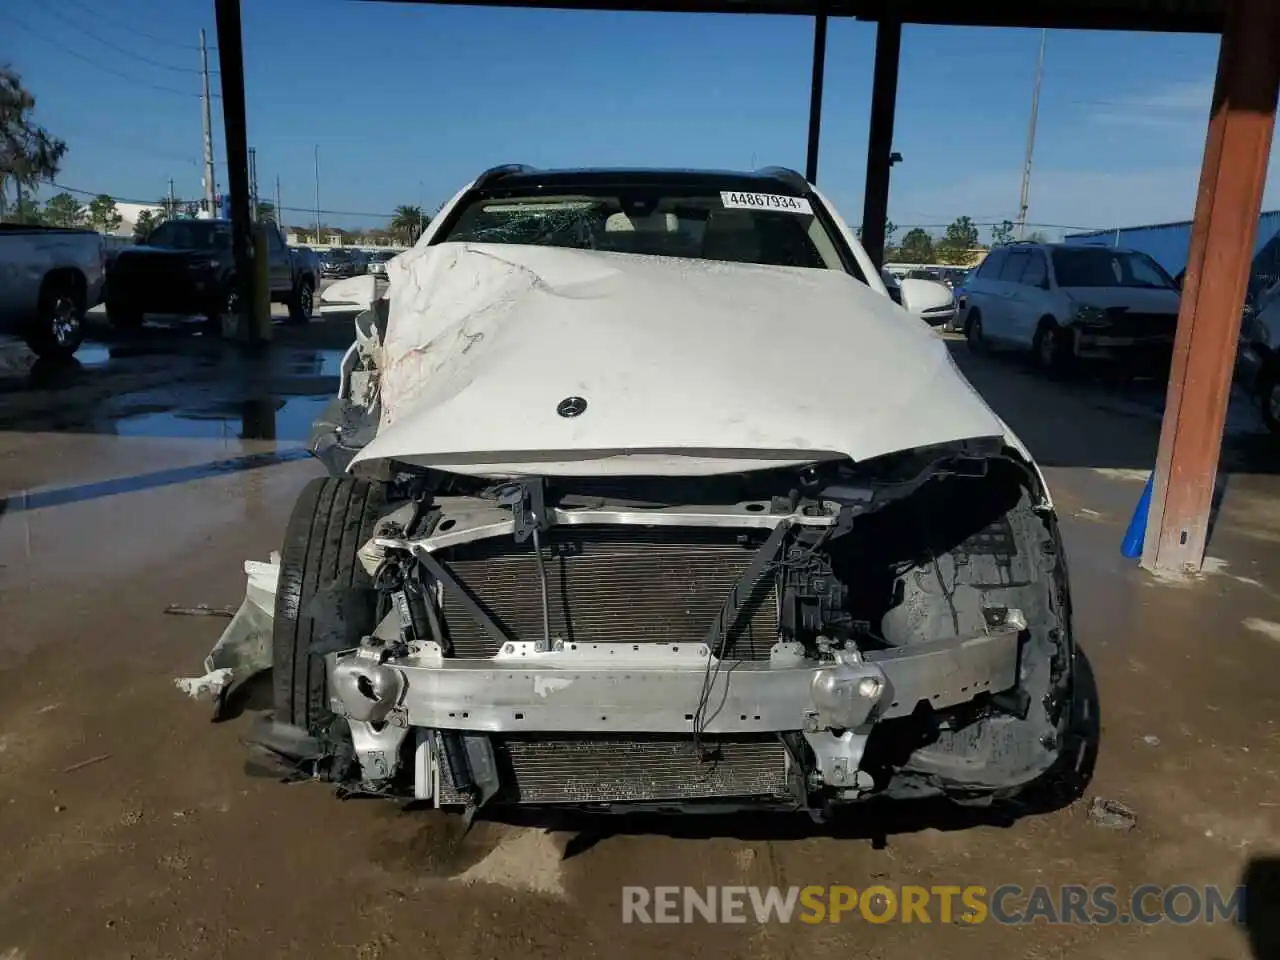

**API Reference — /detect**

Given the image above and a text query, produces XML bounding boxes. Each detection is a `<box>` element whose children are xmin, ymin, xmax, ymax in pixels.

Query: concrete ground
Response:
<box><xmin>2</xmin><ymin>314</ymin><xmax>1280</xmax><ymax>959</ymax></box>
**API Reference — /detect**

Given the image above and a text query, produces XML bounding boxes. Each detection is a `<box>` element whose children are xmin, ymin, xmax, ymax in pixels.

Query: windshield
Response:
<box><xmin>148</xmin><ymin>220</ymin><xmax>231</xmax><ymax>251</ymax></box>
<box><xmin>434</xmin><ymin>184</ymin><xmax>855</xmax><ymax>275</ymax></box>
<box><xmin>1051</xmin><ymin>248</ymin><xmax>1175</xmax><ymax>289</ymax></box>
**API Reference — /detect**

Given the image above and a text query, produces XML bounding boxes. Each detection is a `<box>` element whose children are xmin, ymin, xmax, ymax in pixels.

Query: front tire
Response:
<box><xmin>287</xmin><ymin>276</ymin><xmax>314</xmax><ymax>325</ymax></box>
<box><xmin>26</xmin><ymin>275</ymin><xmax>86</xmax><ymax>360</ymax></box>
<box><xmin>1258</xmin><ymin>359</ymin><xmax>1280</xmax><ymax>435</ymax></box>
<box><xmin>272</xmin><ymin>477</ymin><xmax>387</xmax><ymax>733</ymax></box>
<box><xmin>1033</xmin><ymin>318</ymin><xmax>1072</xmax><ymax>376</ymax></box>
<box><xmin>966</xmin><ymin>309</ymin><xmax>986</xmax><ymax>351</ymax></box>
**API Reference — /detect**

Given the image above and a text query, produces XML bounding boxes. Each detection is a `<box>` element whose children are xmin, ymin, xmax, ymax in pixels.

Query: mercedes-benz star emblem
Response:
<box><xmin>557</xmin><ymin>396</ymin><xmax>588</xmax><ymax>418</ymax></box>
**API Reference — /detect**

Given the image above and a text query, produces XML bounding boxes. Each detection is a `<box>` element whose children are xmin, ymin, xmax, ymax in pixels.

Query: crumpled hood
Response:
<box><xmin>351</xmin><ymin>242</ymin><xmax>1010</xmax><ymax>476</ymax></box>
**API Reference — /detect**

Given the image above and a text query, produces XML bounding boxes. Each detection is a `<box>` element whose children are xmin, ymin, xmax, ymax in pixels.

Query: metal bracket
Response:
<box><xmin>498</xmin><ymin>479</ymin><xmax>550</xmax><ymax>544</ymax></box>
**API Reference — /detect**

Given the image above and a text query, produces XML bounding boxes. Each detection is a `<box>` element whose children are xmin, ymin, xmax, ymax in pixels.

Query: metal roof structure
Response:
<box><xmin>373</xmin><ymin>0</ymin><xmax>1224</xmax><ymax>32</ymax></box>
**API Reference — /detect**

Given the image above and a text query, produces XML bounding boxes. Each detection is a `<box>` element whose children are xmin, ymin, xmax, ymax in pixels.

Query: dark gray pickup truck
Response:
<box><xmin>105</xmin><ymin>219</ymin><xmax>316</xmax><ymax>328</ymax></box>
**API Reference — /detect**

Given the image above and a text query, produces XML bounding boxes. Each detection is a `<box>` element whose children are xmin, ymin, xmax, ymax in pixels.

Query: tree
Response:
<box><xmin>0</xmin><ymin>68</ymin><xmax>67</xmax><ymax>220</ymax></box>
<box><xmin>10</xmin><ymin>194</ymin><xmax>41</xmax><ymax>224</ymax></box>
<box><xmin>937</xmin><ymin>216</ymin><xmax>981</xmax><ymax>265</ymax></box>
<box><xmin>133</xmin><ymin>209</ymin><xmax>157</xmax><ymax>241</ymax></box>
<box><xmin>990</xmin><ymin>220</ymin><xmax>1015</xmax><ymax>247</ymax></box>
<box><xmin>897</xmin><ymin>227</ymin><xmax>935</xmax><ymax>264</ymax></box>
<box><xmin>255</xmin><ymin>200</ymin><xmax>276</xmax><ymax>222</ymax></box>
<box><xmin>43</xmin><ymin>191</ymin><xmax>85</xmax><ymax>227</ymax></box>
<box><xmin>88</xmin><ymin>193</ymin><xmax>122</xmax><ymax>234</ymax></box>
<box><xmin>391</xmin><ymin>204</ymin><xmax>428</xmax><ymax>244</ymax></box>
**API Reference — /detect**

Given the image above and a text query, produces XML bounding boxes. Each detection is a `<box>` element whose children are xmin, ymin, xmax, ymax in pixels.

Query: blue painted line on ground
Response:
<box><xmin>0</xmin><ymin>448</ymin><xmax>312</xmax><ymax>516</ymax></box>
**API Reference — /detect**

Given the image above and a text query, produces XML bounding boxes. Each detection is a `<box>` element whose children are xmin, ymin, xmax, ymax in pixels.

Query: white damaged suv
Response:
<box><xmin>186</xmin><ymin>167</ymin><xmax>1081</xmax><ymax>821</ymax></box>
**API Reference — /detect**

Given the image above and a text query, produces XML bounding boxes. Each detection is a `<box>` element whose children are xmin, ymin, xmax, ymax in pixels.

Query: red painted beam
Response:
<box><xmin>1143</xmin><ymin>0</ymin><xmax>1280</xmax><ymax>576</ymax></box>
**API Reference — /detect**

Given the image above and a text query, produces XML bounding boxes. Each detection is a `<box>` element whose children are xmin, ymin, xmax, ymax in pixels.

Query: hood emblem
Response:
<box><xmin>557</xmin><ymin>396</ymin><xmax>587</xmax><ymax>418</ymax></box>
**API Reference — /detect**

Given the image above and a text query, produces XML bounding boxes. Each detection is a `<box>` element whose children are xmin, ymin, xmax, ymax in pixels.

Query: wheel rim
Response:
<box><xmin>51</xmin><ymin>295</ymin><xmax>80</xmax><ymax>346</ymax></box>
<box><xmin>227</xmin><ymin>289</ymin><xmax>240</xmax><ymax>316</ymax></box>
<box><xmin>300</xmin><ymin>284</ymin><xmax>313</xmax><ymax>316</ymax></box>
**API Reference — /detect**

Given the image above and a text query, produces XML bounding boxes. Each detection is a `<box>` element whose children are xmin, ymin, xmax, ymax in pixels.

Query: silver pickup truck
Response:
<box><xmin>0</xmin><ymin>224</ymin><xmax>105</xmax><ymax>360</ymax></box>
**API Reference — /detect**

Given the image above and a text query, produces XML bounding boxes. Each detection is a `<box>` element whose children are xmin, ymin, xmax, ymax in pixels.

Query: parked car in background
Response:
<box><xmin>321</xmin><ymin>248</ymin><xmax>363</xmax><ymax>278</ymax></box>
<box><xmin>0</xmin><ymin>223</ymin><xmax>105</xmax><ymax>359</ymax></box>
<box><xmin>951</xmin><ymin>268</ymin><xmax>975</xmax><ymax>332</ymax></box>
<box><xmin>964</xmin><ymin>242</ymin><xmax>1180</xmax><ymax>373</ymax></box>
<box><xmin>366</xmin><ymin>249</ymin><xmax>397</xmax><ymax>276</ymax></box>
<box><xmin>105</xmin><ymin>219</ymin><xmax>316</xmax><ymax>328</ymax></box>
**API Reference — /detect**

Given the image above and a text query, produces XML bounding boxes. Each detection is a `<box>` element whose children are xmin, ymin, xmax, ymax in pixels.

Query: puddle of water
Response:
<box><xmin>114</xmin><ymin>396</ymin><xmax>330</xmax><ymax>441</ymax></box>
<box><xmin>76</xmin><ymin>342</ymin><xmax>112</xmax><ymax>366</ymax></box>
<box><xmin>288</xmin><ymin>350</ymin><xmax>346</xmax><ymax>377</ymax></box>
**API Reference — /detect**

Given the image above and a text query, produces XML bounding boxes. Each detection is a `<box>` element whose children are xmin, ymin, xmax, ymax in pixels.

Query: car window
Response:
<box><xmin>147</xmin><ymin>220</ymin><xmax>231</xmax><ymax>251</ymax></box>
<box><xmin>998</xmin><ymin>251</ymin><xmax>1030</xmax><ymax>283</ymax></box>
<box><xmin>435</xmin><ymin>183</ymin><xmax>860</xmax><ymax>278</ymax></box>
<box><xmin>976</xmin><ymin>251</ymin><xmax>1004</xmax><ymax>278</ymax></box>
<box><xmin>1050</xmin><ymin>248</ymin><xmax>1176</xmax><ymax>289</ymax></box>
<box><xmin>1021</xmin><ymin>252</ymin><xmax>1047</xmax><ymax>287</ymax></box>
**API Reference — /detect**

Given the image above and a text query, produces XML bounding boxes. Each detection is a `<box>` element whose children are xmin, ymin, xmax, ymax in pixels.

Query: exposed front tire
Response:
<box><xmin>287</xmin><ymin>276</ymin><xmax>314</xmax><ymax>325</ymax></box>
<box><xmin>26</xmin><ymin>273</ymin><xmax>87</xmax><ymax>359</ymax></box>
<box><xmin>273</xmin><ymin>477</ymin><xmax>387</xmax><ymax>733</ymax></box>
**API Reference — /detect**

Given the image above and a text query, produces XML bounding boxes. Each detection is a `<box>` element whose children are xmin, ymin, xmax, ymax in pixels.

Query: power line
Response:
<box><xmin>59</xmin><ymin>0</ymin><xmax>214</xmax><ymax>51</ymax></box>
<box><xmin>32</xmin><ymin>7</ymin><xmax>216</xmax><ymax>75</ymax></box>
<box><xmin>0</xmin><ymin>13</ymin><xmax>215</xmax><ymax>99</ymax></box>
<box><xmin>46</xmin><ymin>182</ymin><xmax>395</xmax><ymax>219</ymax></box>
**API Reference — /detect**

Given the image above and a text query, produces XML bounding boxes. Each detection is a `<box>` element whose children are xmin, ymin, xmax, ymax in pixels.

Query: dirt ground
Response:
<box><xmin>2</xmin><ymin>322</ymin><xmax>1280</xmax><ymax>959</ymax></box>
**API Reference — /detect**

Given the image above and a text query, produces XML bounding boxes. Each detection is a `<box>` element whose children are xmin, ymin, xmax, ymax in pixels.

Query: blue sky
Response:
<box><xmin>3</xmin><ymin>0</ymin><xmax>1266</xmax><ymax>238</ymax></box>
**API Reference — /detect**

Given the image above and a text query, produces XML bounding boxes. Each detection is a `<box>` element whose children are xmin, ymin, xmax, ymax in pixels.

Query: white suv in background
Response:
<box><xmin>963</xmin><ymin>242</ymin><xmax>1181</xmax><ymax>373</ymax></box>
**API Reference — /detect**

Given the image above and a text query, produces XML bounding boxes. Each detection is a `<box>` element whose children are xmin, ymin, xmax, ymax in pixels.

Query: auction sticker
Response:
<box><xmin>720</xmin><ymin>191</ymin><xmax>813</xmax><ymax>215</ymax></box>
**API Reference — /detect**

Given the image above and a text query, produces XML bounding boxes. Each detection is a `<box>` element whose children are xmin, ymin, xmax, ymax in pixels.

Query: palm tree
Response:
<box><xmin>391</xmin><ymin>205</ymin><xmax>427</xmax><ymax>244</ymax></box>
<box><xmin>0</xmin><ymin>67</ymin><xmax>67</xmax><ymax>221</ymax></box>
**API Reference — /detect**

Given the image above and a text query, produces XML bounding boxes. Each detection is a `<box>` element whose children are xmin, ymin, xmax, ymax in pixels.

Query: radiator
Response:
<box><xmin>439</xmin><ymin>735</ymin><xmax>793</xmax><ymax>805</ymax></box>
<box><xmin>437</xmin><ymin>526</ymin><xmax>778</xmax><ymax>659</ymax></box>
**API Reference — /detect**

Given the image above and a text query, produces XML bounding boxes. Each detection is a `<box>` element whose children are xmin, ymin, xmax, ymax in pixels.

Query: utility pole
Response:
<box><xmin>200</xmin><ymin>28</ymin><xmax>216</xmax><ymax>216</ymax></box>
<box><xmin>168</xmin><ymin>177</ymin><xmax>176</xmax><ymax>219</ymax></box>
<box><xmin>248</xmin><ymin>147</ymin><xmax>258</xmax><ymax>220</ymax></box>
<box><xmin>275</xmin><ymin>175</ymin><xmax>283</xmax><ymax>232</ymax></box>
<box><xmin>314</xmin><ymin>144</ymin><xmax>321</xmax><ymax>245</ymax></box>
<box><xmin>1015</xmin><ymin>29</ymin><xmax>1047</xmax><ymax>240</ymax></box>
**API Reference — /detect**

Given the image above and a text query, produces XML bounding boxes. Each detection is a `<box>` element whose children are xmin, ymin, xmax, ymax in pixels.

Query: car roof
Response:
<box><xmin>473</xmin><ymin>165</ymin><xmax>811</xmax><ymax>197</ymax></box>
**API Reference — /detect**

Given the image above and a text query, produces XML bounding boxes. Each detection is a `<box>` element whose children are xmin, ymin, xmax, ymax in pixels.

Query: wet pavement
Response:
<box><xmin>2</xmin><ymin>321</ymin><xmax>1280</xmax><ymax>959</ymax></box>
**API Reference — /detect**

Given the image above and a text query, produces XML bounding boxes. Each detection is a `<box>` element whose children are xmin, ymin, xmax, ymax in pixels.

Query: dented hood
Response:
<box><xmin>351</xmin><ymin>242</ymin><xmax>1009</xmax><ymax>477</ymax></box>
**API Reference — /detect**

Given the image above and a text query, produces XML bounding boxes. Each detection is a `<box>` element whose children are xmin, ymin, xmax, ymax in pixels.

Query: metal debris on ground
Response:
<box><xmin>1087</xmin><ymin>797</ymin><xmax>1138</xmax><ymax>830</ymax></box>
<box><xmin>163</xmin><ymin>604</ymin><xmax>237</xmax><ymax>618</ymax></box>
<box><xmin>62</xmin><ymin>753</ymin><xmax>111</xmax><ymax>774</ymax></box>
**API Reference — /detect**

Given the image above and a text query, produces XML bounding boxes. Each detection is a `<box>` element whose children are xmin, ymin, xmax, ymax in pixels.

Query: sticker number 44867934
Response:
<box><xmin>720</xmin><ymin>191</ymin><xmax>813</xmax><ymax>215</ymax></box>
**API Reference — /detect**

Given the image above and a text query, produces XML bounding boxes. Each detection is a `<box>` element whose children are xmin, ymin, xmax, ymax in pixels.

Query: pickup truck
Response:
<box><xmin>105</xmin><ymin>219</ymin><xmax>316</xmax><ymax>328</ymax></box>
<box><xmin>0</xmin><ymin>223</ymin><xmax>106</xmax><ymax>360</ymax></box>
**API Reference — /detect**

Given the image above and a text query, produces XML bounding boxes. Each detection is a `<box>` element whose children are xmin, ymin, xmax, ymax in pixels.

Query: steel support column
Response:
<box><xmin>1143</xmin><ymin>0</ymin><xmax>1280</xmax><ymax>576</ymax></box>
<box><xmin>860</xmin><ymin>19</ymin><xmax>901</xmax><ymax>270</ymax></box>
<box><xmin>805</xmin><ymin>9</ymin><xmax>828</xmax><ymax>183</ymax></box>
<box><xmin>213</xmin><ymin>0</ymin><xmax>260</xmax><ymax>343</ymax></box>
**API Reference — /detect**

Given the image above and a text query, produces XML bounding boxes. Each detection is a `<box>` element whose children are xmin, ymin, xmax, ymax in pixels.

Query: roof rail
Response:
<box><xmin>474</xmin><ymin>164</ymin><xmax>537</xmax><ymax>189</ymax></box>
<box><xmin>754</xmin><ymin>166</ymin><xmax>810</xmax><ymax>191</ymax></box>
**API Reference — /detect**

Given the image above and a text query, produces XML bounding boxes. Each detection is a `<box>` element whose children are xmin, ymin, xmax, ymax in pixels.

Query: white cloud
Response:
<box><xmin>1086</xmin><ymin>81</ymin><xmax>1212</xmax><ymax>132</ymax></box>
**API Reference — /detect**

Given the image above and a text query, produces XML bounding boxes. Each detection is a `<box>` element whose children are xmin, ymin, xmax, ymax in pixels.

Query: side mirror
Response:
<box><xmin>898</xmin><ymin>277</ymin><xmax>955</xmax><ymax>321</ymax></box>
